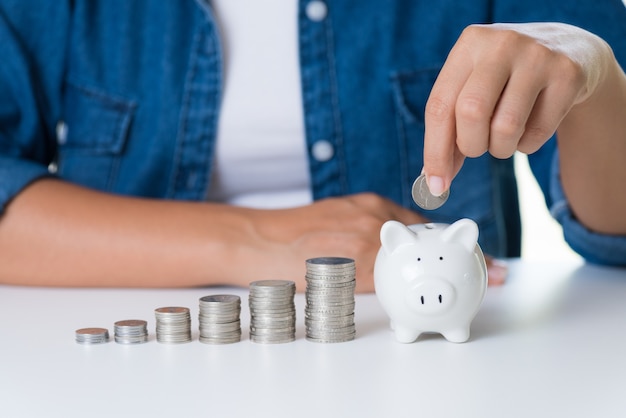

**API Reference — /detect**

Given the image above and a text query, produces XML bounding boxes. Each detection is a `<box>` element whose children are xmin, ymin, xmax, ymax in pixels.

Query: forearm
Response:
<box><xmin>0</xmin><ymin>179</ymin><xmax>254</xmax><ymax>287</ymax></box>
<box><xmin>557</xmin><ymin>53</ymin><xmax>626</xmax><ymax>235</ymax></box>
<box><xmin>0</xmin><ymin>180</ymin><xmax>430</xmax><ymax>291</ymax></box>
<box><xmin>0</xmin><ymin>178</ymin><xmax>505</xmax><ymax>290</ymax></box>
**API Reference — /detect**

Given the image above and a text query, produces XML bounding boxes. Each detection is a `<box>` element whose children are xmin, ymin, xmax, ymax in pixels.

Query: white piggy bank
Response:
<box><xmin>374</xmin><ymin>219</ymin><xmax>487</xmax><ymax>343</ymax></box>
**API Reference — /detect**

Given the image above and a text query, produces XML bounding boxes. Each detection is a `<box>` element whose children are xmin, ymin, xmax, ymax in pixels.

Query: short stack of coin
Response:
<box><xmin>75</xmin><ymin>327</ymin><xmax>110</xmax><ymax>345</ymax></box>
<box><xmin>154</xmin><ymin>307</ymin><xmax>192</xmax><ymax>344</ymax></box>
<box><xmin>248</xmin><ymin>280</ymin><xmax>296</xmax><ymax>344</ymax></box>
<box><xmin>114</xmin><ymin>320</ymin><xmax>149</xmax><ymax>344</ymax></box>
<box><xmin>198</xmin><ymin>295</ymin><xmax>242</xmax><ymax>344</ymax></box>
<box><xmin>305</xmin><ymin>257</ymin><xmax>356</xmax><ymax>343</ymax></box>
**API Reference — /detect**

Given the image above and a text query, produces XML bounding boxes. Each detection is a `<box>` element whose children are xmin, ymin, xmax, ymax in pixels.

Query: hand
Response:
<box><xmin>241</xmin><ymin>194</ymin><xmax>508</xmax><ymax>292</ymax></box>
<box><xmin>242</xmin><ymin>193</ymin><xmax>426</xmax><ymax>293</ymax></box>
<box><xmin>485</xmin><ymin>255</ymin><xmax>507</xmax><ymax>287</ymax></box>
<box><xmin>0</xmin><ymin>181</ymin><xmax>506</xmax><ymax>290</ymax></box>
<box><xmin>422</xmin><ymin>22</ymin><xmax>613</xmax><ymax>196</ymax></box>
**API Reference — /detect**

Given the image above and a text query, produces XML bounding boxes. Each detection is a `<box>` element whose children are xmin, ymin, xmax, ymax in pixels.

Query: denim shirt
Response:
<box><xmin>1</xmin><ymin>0</ymin><xmax>625</xmax><ymax>264</ymax></box>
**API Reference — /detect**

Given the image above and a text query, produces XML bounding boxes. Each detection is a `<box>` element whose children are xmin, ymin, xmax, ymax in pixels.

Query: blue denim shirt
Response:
<box><xmin>1</xmin><ymin>0</ymin><xmax>625</xmax><ymax>264</ymax></box>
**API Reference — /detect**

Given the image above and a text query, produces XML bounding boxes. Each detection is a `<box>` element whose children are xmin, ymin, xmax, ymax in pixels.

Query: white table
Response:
<box><xmin>1</xmin><ymin>260</ymin><xmax>625</xmax><ymax>418</ymax></box>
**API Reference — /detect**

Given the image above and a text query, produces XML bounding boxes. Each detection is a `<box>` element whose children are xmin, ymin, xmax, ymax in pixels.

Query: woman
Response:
<box><xmin>0</xmin><ymin>0</ymin><xmax>625</xmax><ymax>291</ymax></box>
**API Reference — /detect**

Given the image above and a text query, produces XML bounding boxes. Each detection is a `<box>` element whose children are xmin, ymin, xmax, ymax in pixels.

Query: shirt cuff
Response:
<box><xmin>0</xmin><ymin>157</ymin><xmax>53</xmax><ymax>212</ymax></box>
<box><xmin>549</xmin><ymin>153</ymin><xmax>626</xmax><ymax>266</ymax></box>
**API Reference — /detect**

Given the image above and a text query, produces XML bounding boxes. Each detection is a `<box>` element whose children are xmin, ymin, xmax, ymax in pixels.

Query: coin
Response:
<box><xmin>305</xmin><ymin>257</ymin><xmax>356</xmax><ymax>343</ymax></box>
<box><xmin>249</xmin><ymin>280</ymin><xmax>296</xmax><ymax>344</ymax></box>
<box><xmin>75</xmin><ymin>327</ymin><xmax>110</xmax><ymax>345</ymax></box>
<box><xmin>411</xmin><ymin>173</ymin><xmax>449</xmax><ymax>210</ymax></box>
<box><xmin>114</xmin><ymin>319</ymin><xmax>149</xmax><ymax>344</ymax></box>
<box><xmin>198</xmin><ymin>295</ymin><xmax>242</xmax><ymax>344</ymax></box>
<box><xmin>155</xmin><ymin>306</ymin><xmax>192</xmax><ymax>344</ymax></box>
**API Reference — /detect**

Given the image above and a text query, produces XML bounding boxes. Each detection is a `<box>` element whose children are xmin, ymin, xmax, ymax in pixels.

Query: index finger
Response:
<box><xmin>423</xmin><ymin>49</ymin><xmax>471</xmax><ymax>196</ymax></box>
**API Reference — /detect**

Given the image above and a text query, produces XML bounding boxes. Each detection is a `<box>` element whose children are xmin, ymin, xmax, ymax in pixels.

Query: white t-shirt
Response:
<box><xmin>207</xmin><ymin>0</ymin><xmax>313</xmax><ymax>209</ymax></box>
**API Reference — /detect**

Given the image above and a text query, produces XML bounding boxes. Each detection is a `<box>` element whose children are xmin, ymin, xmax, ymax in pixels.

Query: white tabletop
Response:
<box><xmin>1</xmin><ymin>260</ymin><xmax>625</xmax><ymax>418</ymax></box>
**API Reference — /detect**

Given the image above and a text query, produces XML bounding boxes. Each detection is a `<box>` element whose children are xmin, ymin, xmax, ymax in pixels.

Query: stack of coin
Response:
<box><xmin>248</xmin><ymin>280</ymin><xmax>296</xmax><ymax>344</ymax></box>
<box><xmin>75</xmin><ymin>327</ymin><xmax>110</xmax><ymax>345</ymax></box>
<box><xmin>198</xmin><ymin>295</ymin><xmax>242</xmax><ymax>344</ymax></box>
<box><xmin>154</xmin><ymin>307</ymin><xmax>192</xmax><ymax>344</ymax></box>
<box><xmin>305</xmin><ymin>257</ymin><xmax>356</xmax><ymax>343</ymax></box>
<box><xmin>114</xmin><ymin>319</ymin><xmax>149</xmax><ymax>344</ymax></box>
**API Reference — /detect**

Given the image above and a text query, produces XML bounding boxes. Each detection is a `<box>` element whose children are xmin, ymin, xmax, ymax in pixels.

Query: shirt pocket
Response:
<box><xmin>389</xmin><ymin>68</ymin><xmax>495</xmax><ymax>227</ymax></box>
<box><xmin>57</xmin><ymin>80</ymin><xmax>136</xmax><ymax>191</ymax></box>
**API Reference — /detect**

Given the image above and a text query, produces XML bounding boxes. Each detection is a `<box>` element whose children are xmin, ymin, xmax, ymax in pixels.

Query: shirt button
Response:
<box><xmin>306</xmin><ymin>1</ymin><xmax>327</xmax><ymax>22</ymax></box>
<box><xmin>311</xmin><ymin>140</ymin><xmax>334</xmax><ymax>162</ymax></box>
<box><xmin>56</xmin><ymin>121</ymin><xmax>68</xmax><ymax>145</ymax></box>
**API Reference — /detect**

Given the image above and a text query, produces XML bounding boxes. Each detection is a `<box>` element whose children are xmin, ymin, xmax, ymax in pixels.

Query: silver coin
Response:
<box><xmin>200</xmin><ymin>329</ymin><xmax>242</xmax><ymax>337</ymax></box>
<box><xmin>198</xmin><ymin>294</ymin><xmax>242</xmax><ymax>344</ymax></box>
<box><xmin>200</xmin><ymin>321</ymin><xmax>241</xmax><ymax>330</ymax></box>
<box><xmin>305</xmin><ymin>333</ymin><xmax>356</xmax><ymax>343</ymax></box>
<box><xmin>411</xmin><ymin>173</ymin><xmax>449</xmax><ymax>210</ymax></box>
<box><xmin>249</xmin><ymin>280</ymin><xmax>296</xmax><ymax>290</ymax></box>
<box><xmin>155</xmin><ymin>306</ymin><xmax>190</xmax><ymax>316</ymax></box>
<box><xmin>250</xmin><ymin>336</ymin><xmax>296</xmax><ymax>344</ymax></box>
<box><xmin>249</xmin><ymin>297</ymin><xmax>295</xmax><ymax>304</ymax></box>
<box><xmin>200</xmin><ymin>294</ymin><xmax>240</xmax><ymax>304</ymax></box>
<box><xmin>248</xmin><ymin>280</ymin><xmax>297</xmax><ymax>344</ymax></box>
<box><xmin>114</xmin><ymin>320</ymin><xmax>148</xmax><ymax>332</ymax></box>
<box><xmin>155</xmin><ymin>306</ymin><xmax>192</xmax><ymax>344</ymax></box>
<box><xmin>306</xmin><ymin>280</ymin><xmax>353</xmax><ymax>287</ymax></box>
<box><xmin>199</xmin><ymin>336</ymin><xmax>242</xmax><ymax>345</ymax></box>
<box><xmin>75</xmin><ymin>327</ymin><xmax>110</xmax><ymax>344</ymax></box>
<box><xmin>306</xmin><ymin>257</ymin><xmax>354</xmax><ymax>266</ymax></box>
<box><xmin>113</xmin><ymin>319</ymin><xmax>149</xmax><ymax>344</ymax></box>
<box><xmin>306</xmin><ymin>287</ymin><xmax>356</xmax><ymax>296</ymax></box>
<box><xmin>304</xmin><ymin>257</ymin><xmax>356</xmax><ymax>343</ymax></box>
<box><xmin>114</xmin><ymin>335</ymin><xmax>149</xmax><ymax>344</ymax></box>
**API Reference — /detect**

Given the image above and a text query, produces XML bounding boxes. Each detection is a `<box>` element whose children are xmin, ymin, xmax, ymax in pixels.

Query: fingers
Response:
<box><xmin>423</xmin><ymin>24</ymin><xmax>588</xmax><ymax>191</ymax></box>
<box><xmin>485</xmin><ymin>255</ymin><xmax>508</xmax><ymax>286</ymax></box>
<box><xmin>423</xmin><ymin>42</ymin><xmax>471</xmax><ymax>196</ymax></box>
<box><xmin>517</xmin><ymin>76</ymin><xmax>580</xmax><ymax>154</ymax></box>
<box><xmin>487</xmin><ymin>69</ymin><xmax>540</xmax><ymax>158</ymax></box>
<box><xmin>455</xmin><ymin>62</ymin><xmax>511</xmax><ymax>159</ymax></box>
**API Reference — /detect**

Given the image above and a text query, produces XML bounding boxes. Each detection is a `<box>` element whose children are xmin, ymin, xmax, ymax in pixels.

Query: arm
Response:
<box><xmin>557</xmin><ymin>53</ymin><xmax>626</xmax><ymax>234</ymax></box>
<box><xmin>0</xmin><ymin>179</ymin><xmax>425</xmax><ymax>292</ymax></box>
<box><xmin>422</xmin><ymin>23</ymin><xmax>626</xmax><ymax>236</ymax></box>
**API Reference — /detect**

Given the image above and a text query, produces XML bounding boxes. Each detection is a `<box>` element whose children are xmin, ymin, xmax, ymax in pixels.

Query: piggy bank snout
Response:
<box><xmin>406</xmin><ymin>279</ymin><xmax>456</xmax><ymax>315</ymax></box>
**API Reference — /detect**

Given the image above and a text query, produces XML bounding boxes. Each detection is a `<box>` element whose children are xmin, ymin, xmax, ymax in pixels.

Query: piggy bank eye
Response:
<box><xmin>439</xmin><ymin>256</ymin><xmax>443</xmax><ymax>261</ymax></box>
<box><xmin>417</xmin><ymin>257</ymin><xmax>421</xmax><ymax>261</ymax></box>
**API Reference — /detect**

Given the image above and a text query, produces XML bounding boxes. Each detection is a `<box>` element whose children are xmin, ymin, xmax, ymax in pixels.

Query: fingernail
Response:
<box><xmin>426</xmin><ymin>176</ymin><xmax>445</xmax><ymax>197</ymax></box>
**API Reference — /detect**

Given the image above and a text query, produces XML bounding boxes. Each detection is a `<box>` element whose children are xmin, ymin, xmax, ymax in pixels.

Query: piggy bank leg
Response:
<box><xmin>442</xmin><ymin>327</ymin><xmax>471</xmax><ymax>343</ymax></box>
<box><xmin>393</xmin><ymin>325</ymin><xmax>421</xmax><ymax>343</ymax></box>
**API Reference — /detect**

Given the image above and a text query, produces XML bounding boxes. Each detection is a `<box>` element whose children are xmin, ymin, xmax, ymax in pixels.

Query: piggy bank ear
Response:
<box><xmin>441</xmin><ymin>218</ymin><xmax>479</xmax><ymax>252</ymax></box>
<box><xmin>380</xmin><ymin>220</ymin><xmax>417</xmax><ymax>254</ymax></box>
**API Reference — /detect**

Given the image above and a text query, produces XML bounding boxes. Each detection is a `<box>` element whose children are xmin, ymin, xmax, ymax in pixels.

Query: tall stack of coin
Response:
<box><xmin>305</xmin><ymin>257</ymin><xmax>356</xmax><ymax>343</ymax></box>
<box><xmin>114</xmin><ymin>319</ymin><xmax>149</xmax><ymax>344</ymax></box>
<box><xmin>198</xmin><ymin>295</ymin><xmax>242</xmax><ymax>344</ymax></box>
<box><xmin>248</xmin><ymin>280</ymin><xmax>296</xmax><ymax>344</ymax></box>
<box><xmin>75</xmin><ymin>327</ymin><xmax>109</xmax><ymax>345</ymax></box>
<box><xmin>154</xmin><ymin>307</ymin><xmax>192</xmax><ymax>343</ymax></box>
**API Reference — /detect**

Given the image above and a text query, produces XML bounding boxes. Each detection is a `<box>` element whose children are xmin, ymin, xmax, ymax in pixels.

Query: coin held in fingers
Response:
<box><xmin>411</xmin><ymin>174</ymin><xmax>449</xmax><ymax>210</ymax></box>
